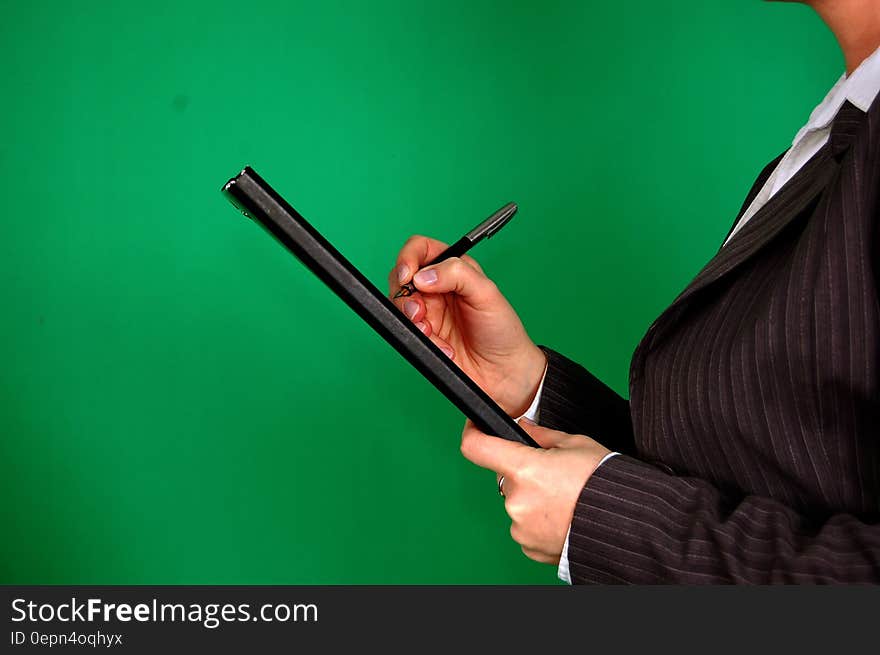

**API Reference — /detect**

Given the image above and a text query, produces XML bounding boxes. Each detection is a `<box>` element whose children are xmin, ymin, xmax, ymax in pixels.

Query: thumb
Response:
<box><xmin>517</xmin><ymin>418</ymin><xmax>570</xmax><ymax>449</ymax></box>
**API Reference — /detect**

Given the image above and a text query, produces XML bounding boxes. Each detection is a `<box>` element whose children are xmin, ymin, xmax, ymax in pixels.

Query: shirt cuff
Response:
<box><xmin>557</xmin><ymin>451</ymin><xmax>619</xmax><ymax>584</ymax></box>
<box><xmin>517</xmin><ymin>361</ymin><xmax>549</xmax><ymax>423</ymax></box>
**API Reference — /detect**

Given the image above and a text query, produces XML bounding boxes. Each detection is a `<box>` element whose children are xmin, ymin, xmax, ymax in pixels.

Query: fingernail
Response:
<box><xmin>404</xmin><ymin>301</ymin><xmax>419</xmax><ymax>319</ymax></box>
<box><xmin>415</xmin><ymin>321</ymin><xmax>428</xmax><ymax>334</ymax></box>
<box><xmin>440</xmin><ymin>345</ymin><xmax>454</xmax><ymax>358</ymax></box>
<box><xmin>397</xmin><ymin>264</ymin><xmax>410</xmax><ymax>283</ymax></box>
<box><xmin>414</xmin><ymin>269</ymin><xmax>438</xmax><ymax>285</ymax></box>
<box><xmin>519</xmin><ymin>417</ymin><xmax>536</xmax><ymax>426</ymax></box>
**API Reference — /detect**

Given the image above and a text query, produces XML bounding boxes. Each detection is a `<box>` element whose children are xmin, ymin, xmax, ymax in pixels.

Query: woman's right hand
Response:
<box><xmin>388</xmin><ymin>235</ymin><xmax>547</xmax><ymax>417</ymax></box>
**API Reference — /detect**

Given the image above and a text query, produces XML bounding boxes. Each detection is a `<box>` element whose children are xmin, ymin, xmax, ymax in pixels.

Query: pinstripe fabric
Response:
<box><xmin>538</xmin><ymin>99</ymin><xmax>880</xmax><ymax>583</ymax></box>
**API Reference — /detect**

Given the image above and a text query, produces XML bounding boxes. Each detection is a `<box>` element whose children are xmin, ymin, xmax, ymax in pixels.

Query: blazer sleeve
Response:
<box><xmin>567</xmin><ymin>455</ymin><xmax>880</xmax><ymax>583</ymax></box>
<box><xmin>536</xmin><ymin>346</ymin><xmax>636</xmax><ymax>456</ymax></box>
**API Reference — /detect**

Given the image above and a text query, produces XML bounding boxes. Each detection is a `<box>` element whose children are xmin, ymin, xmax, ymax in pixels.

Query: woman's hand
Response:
<box><xmin>389</xmin><ymin>235</ymin><xmax>546</xmax><ymax>417</ymax></box>
<box><xmin>461</xmin><ymin>419</ymin><xmax>611</xmax><ymax>564</ymax></box>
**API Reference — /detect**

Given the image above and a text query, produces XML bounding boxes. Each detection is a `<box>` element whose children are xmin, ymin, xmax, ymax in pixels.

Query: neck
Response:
<box><xmin>810</xmin><ymin>0</ymin><xmax>880</xmax><ymax>74</ymax></box>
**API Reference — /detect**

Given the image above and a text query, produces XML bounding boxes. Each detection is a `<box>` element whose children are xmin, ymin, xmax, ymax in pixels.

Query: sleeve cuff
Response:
<box><xmin>556</xmin><ymin>451</ymin><xmax>619</xmax><ymax>584</ymax></box>
<box><xmin>535</xmin><ymin>347</ymin><xmax>635</xmax><ymax>454</ymax></box>
<box><xmin>566</xmin><ymin>454</ymin><xmax>679</xmax><ymax>584</ymax></box>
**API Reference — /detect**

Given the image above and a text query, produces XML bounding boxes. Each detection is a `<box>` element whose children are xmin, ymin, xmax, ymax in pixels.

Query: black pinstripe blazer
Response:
<box><xmin>538</xmin><ymin>98</ymin><xmax>880</xmax><ymax>583</ymax></box>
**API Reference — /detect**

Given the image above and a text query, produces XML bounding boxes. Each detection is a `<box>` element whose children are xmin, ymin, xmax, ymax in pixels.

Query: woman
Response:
<box><xmin>388</xmin><ymin>0</ymin><xmax>880</xmax><ymax>583</ymax></box>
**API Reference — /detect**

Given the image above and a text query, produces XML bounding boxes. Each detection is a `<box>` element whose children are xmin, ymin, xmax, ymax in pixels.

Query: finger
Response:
<box><xmin>412</xmin><ymin>257</ymin><xmax>500</xmax><ymax>307</ymax></box>
<box><xmin>407</xmin><ymin>319</ymin><xmax>453</xmax><ymax>357</ymax></box>
<box><xmin>427</xmin><ymin>332</ymin><xmax>454</xmax><ymax>359</ymax></box>
<box><xmin>461</xmin><ymin>254</ymin><xmax>484</xmax><ymax>275</ymax></box>
<box><xmin>411</xmin><ymin>319</ymin><xmax>431</xmax><ymax>338</ymax></box>
<box><xmin>517</xmin><ymin>418</ymin><xmax>570</xmax><ymax>449</ymax></box>
<box><xmin>395</xmin><ymin>295</ymin><xmax>426</xmax><ymax>323</ymax></box>
<box><xmin>389</xmin><ymin>235</ymin><xmax>450</xmax><ymax>292</ymax></box>
<box><xmin>521</xmin><ymin>546</ymin><xmax>557</xmax><ymax>565</ymax></box>
<box><xmin>460</xmin><ymin>420</ymin><xmax>532</xmax><ymax>478</ymax></box>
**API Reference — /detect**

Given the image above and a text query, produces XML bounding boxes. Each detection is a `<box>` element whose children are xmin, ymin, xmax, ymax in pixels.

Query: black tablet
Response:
<box><xmin>222</xmin><ymin>166</ymin><xmax>538</xmax><ymax>447</ymax></box>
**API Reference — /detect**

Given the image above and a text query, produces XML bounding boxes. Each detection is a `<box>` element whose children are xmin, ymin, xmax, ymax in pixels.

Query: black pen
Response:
<box><xmin>393</xmin><ymin>202</ymin><xmax>518</xmax><ymax>299</ymax></box>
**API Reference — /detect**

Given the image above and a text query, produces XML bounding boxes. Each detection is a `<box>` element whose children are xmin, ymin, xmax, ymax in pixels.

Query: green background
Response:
<box><xmin>1</xmin><ymin>1</ymin><xmax>841</xmax><ymax>583</ymax></box>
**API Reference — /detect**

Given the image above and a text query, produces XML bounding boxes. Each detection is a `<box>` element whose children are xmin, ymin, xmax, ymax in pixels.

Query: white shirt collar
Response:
<box><xmin>792</xmin><ymin>45</ymin><xmax>880</xmax><ymax>145</ymax></box>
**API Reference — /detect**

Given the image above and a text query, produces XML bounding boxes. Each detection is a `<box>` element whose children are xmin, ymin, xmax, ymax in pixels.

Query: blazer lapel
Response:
<box><xmin>633</xmin><ymin>100</ymin><xmax>867</xmax><ymax>365</ymax></box>
<box><xmin>720</xmin><ymin>150</ymin><xmax>786</xmax><ymax>245</ymax></box>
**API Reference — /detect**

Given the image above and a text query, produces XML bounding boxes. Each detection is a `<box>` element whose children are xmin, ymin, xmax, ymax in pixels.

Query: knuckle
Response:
<box><xmin>446</xmin><ymin>257</ymin><xmax>466</xmax><ymax>275</ymax></box>
<box><xmin>516</xmin><ymin>461</ymin><xmax>535</xmax><ymax>484</ymax></box>
<box><xmin>461</xmin><ymin>254</ymin><xmax>481</xmax><ymax>268</ymax></box>
<box><xmin>522</xmin><ymin>546</ymin><xmax>545</xmax><ymax>563</ymax></box>
<box><xmin>459</xmin><ymin>433</ymin><xmax>475</xmax><ymax>459</ymax></box>
<box><xmin>509</xmin><ymin>522</ymin><xmax>522</xmax><ymax>543</ymax></box>
<box><xmin>402</xmin><ymin>234</ymin><xmax>426</xmax><ymax>252</ymax></box>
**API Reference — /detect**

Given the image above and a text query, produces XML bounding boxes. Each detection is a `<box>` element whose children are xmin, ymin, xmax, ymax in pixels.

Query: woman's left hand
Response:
<box><xmin>460</xmin><ymin>419</ymin><xmax>611</xmax><ymax>564</ymax></box>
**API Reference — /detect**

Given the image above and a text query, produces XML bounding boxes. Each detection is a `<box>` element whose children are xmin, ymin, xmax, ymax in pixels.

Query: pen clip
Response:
<box><xmin>466</xmin><ymin>202</ymin><xmax>517</xmax><ymax>241</ymax></box>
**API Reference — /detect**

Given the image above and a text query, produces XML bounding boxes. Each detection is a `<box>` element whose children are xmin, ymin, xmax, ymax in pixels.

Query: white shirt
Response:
<box><xmin>725</xmin><ymin>46</ymin><xmax>880</xmax><ymax>245</ymax></box>
<box><xmin>549</xmin><ymin>45</ymin><xmax>880</xmax><ymax>584</ymax></box>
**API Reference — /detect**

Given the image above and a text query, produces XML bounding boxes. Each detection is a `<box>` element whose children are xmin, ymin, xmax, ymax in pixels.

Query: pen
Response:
<box><xmin>393</xmin><ymin>202</ymin><xmax>518</xmax><ymax>299</ymax></box>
